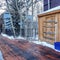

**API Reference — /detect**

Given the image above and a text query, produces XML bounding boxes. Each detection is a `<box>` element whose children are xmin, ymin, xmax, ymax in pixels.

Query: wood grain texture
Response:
<box><xmin>38</xmin><ymin>10</ymin><xmax>60</xmax><ymax>44</ymax></box>
<box><xmin>0</xmin><ymin>35</ymin><xmax>60</xmax><ymax>60</ymax></box>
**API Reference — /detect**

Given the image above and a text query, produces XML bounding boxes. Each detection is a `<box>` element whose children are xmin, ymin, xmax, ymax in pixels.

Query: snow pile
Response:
<box><xmin>1</xmin><ymin>33</ymin><xmax>25</xmax><ymax>40</ymax></box>
<box><xmin>35</xmin><ymin>37</ymin><xmax>38</xmax><ymax>40</ymax></box>
<box><xmin>0</xmin><ymin>0</ymin><xmax>6</xmax><ymax>15</ymax></box>
<box><xmin>41</xmin><ymin>42</ymin><xmax>54</xmax><ymax>49</ymax></box>
<box><xmin>31</xmin><ymin>40</ymin><xmax>60</xmax><ymax>52</ymax></box>
<box><xmin>29</xmin><ymin>37</ymin><xmax>38</xmax><ymax>40</ymax></box>
<box><xmin>16</xmin><ymin>36</ymin><xmax>26</xmax><ymax>40</ymax></box>
<box><xmin>30</xmin><ymin>40</ymin><xmax>54</xmax><ymax>49</ymax></box>
<box><xmin>34</xmin><ymin>35</ymin><xmax>38</xmax><ymax>40</ymax></box>
<box><xmin>0</xmin><ymin>51</ymin><xmax>4</xmax><ymax>60</ymax></box>
<box><xmin>1</xmin><ymin>33</ymin><xmax>14</xmax><ymax>40</ymax></box>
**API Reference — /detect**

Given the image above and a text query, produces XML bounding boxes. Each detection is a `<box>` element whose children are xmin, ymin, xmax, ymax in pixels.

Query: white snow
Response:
<box><xmin>16</xmin><ymin>36</ymin><xmax>26</xmax><ymax>40</ymax></box>
<box><xmin>0</xmin><ymin>51</ymin><xmax>4</xmax><ymax>60</ymax></box>
<box><xmin>0</xmin><ymin>0</ymin><xmax>6</xmax><ymax>15</ymax></box>
<box><xmin>1</xmin><ymin>33</ymin><xmax>14</xmax><ymax>40</ymax></box>
<box><xmin>38</xmin><ymin>6</ymin><xmax>60</xmax><ymax>15</ymax></box>
<box><xmin>30</xmin><ymin>40</ymin><xmax>54</xmax><ymax>49</ymax></box>
<box><xmin>30</xmin><ymin>40</ymin><xmax>60</xmax><ymax>52</ymax></box>
<box><xmin>1</xmin><ymin>33</ymin><xmax>25</xmax><ymax>40</ymax></box>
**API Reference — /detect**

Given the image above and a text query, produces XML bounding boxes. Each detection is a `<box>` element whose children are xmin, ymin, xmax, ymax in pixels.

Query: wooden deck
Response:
<box><xmin>0</xmin><ymin>36</ymin><xmax>60</xmax><ymax>60</ymax></box>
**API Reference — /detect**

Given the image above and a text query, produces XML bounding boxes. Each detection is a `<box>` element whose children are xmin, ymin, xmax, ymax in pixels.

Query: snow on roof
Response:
<box><xmin>38</xmin><ymin>6</ymin><xmax>60</xmax><ymax>15</ymax></box>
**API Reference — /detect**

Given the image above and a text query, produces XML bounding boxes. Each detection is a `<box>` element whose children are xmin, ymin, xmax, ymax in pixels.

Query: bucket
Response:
<box><xmin>54</xmin><ymin>42</ymin><xmax>60</xmax><ymax>50</ymax></box>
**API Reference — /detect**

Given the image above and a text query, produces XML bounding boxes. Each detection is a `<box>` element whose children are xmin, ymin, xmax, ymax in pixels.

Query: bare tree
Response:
<box><xmin>5</xmin><ymin>0</ymin><xmax>43</xmax><ymax>38</ymax></box>
<box><xmin>5</xmin><ymin>0</ymin><xmax>22</xmax><ymax>36</ymax></box>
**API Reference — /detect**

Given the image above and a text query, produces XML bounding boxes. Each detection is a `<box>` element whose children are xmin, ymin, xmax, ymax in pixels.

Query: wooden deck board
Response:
<box><xmin>0</xmin><ymin>36</ymin><xmax>60</xmax><ymax>60</ymax></box>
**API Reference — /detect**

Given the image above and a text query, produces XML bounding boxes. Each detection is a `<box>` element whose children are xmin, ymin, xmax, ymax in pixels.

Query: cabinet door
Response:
<box><xmin>43</xmin><ymin>15</ymin><xmax>57</xmax><ymax>41</ymax></box>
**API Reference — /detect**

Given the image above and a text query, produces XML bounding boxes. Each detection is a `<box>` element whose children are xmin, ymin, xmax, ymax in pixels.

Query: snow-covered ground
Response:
<box><xmin>0</xmin><ymin>51</ymin><xmax>4</xmax><ymax>60</ymax></box>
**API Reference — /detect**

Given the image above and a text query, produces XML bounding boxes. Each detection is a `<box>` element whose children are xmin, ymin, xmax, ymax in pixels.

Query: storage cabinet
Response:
<box><xmin>43</xmin><ymin>16</ymin><xmax>56</xmax><ymax>41</ymax></box>
<box><xmin>38</xmin><ymin>10</ymin><xmax>60</xmax><ymax>44</ymax></box>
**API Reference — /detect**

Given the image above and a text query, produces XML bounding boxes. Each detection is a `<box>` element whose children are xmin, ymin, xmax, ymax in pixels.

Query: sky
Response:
<box><xmin>0</xmin><ymin>0</ymin><xmax>43</xmax><ymax>21</ymax></box>
<box><xmin>0</xmin><ymin>0</ymin><xmax>6</xmax><ymax>15</ymax></box>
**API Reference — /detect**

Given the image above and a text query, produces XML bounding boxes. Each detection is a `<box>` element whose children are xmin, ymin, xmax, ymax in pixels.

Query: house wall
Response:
<box><xmin>44</xmin><ymin>0</ymin><xmax>60</xmax><ymax>11</ymax></box>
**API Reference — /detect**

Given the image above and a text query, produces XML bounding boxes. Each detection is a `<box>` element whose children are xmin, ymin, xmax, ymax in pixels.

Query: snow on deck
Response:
<box><xmin>0</xmin><ymin>51</ymin><xmax>4</xmax><ymax>60</ymax></box>
<box><xmin>30</xmin><ymin>40</ymin><xmax>60</xmax><ymax>52</ymax></box>
<box><xmin>30</xmin><ymin>40</ymin><xmax>54</xmax><ymax>49</ymax></box>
